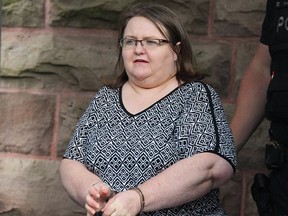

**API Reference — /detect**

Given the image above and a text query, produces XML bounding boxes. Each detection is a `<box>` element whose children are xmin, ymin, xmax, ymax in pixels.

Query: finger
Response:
<box><xmin>102</xmin><ymin>206</ymin><xmax>116</xmax><ymax>216</ymax></box>
<box><xmin>86</xmin><ymin>211</ymin><xmax>96</xmax><ymax>216</ymax></box>
<box><xmin>85</xmin><ymin>203</ymin><xmax>96</xmax><ymax>216</ymax></box>
<box><xmin>102</xmin><ymin>211</ymin><xmax>117</xmax><ymax>216</ymax></box>
<box><xmin>89</xmin><ymin>186</ymin><xmax>101</xmax><ymax>199</ymax></box>
<box><xmin>86</xmin><ymin>194</ymin><xmax>101</xmax><ymax>209</ymax></box>
<box><xmin>91</xmin><ymin>183</ymin><xmax>111</xmax><ymax>201</ymax></box>
<box><xmin>100</xmin><ymin>186</ymin><xmax>111</xmax><ymax>197</ymax></box>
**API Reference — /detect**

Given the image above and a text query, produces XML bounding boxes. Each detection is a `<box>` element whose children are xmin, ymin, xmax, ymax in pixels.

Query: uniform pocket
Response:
<box><xmin>265</xmin><ymin>73</ymin><xmax>288</xmax><ymax>122</ymax></box>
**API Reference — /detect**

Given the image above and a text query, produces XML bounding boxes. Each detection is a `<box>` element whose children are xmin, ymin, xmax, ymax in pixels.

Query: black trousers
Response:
<box><xmin>269</xmin><ymin>163</ymin><xmax>288</xmax><ymax>216</ymax></box>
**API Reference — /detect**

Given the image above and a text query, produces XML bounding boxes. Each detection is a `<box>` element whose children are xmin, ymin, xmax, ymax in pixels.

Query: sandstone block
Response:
<box><xmin>48</xmin><ymin>0</ymin><xmax>209</xmax><ymax>35</ymax></box>
<box><xmin>1</xmin><ymin>31</ymin><xmax>118</xmax><ymax>91</ymax></box>
<box><xmin>0</xmin><ymin>93</ymin><xmax>55</xmax><ymax>155</ymax></box>
<box><xmin>0</xmin><ymin>157</ymin><xmax>85</xmax><ymax>216</ymax></box>
<box><xmin>2</xmin><ymin>0</ymin><xmax>45</xmax><ymax>27</ymax></box>
<box><xmin>214</xmin><ymin>0</ymin><xmax>266</xmax><ymax>37</ymax></box>
<box><xmin>192</xmin><ymin>39</ymin><xmax>232</xmax><ymax>97</ymax></box>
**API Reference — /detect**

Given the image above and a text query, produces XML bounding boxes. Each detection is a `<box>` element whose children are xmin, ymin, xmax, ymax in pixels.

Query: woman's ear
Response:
<box><xmin>173</xmin><ymin>42</ymin><xmax>181</xmax><ymax>61</ymax></box>
<box><xmin>175</xmin><ymin>42</ymin><xmax>181</xmax><ymax>53</ymax></box>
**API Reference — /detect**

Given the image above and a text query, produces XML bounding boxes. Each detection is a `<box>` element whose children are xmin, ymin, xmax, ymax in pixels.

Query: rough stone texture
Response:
<box><xmin>48</xmin><ymin>0</ymin><xmax>210</xmax><ymax>35</ymax></box>
<box><xmin>2</xmin><ymin>0</ymin><xmax>45</xmax><ymax>27</ymax></box>
<box><xmin>0</xmin><ymin>157</ymin><xmax>85</xmax><ymax>216</ymax></box>
<box><xmin>0</xmin><ymin>92</ymin><xmax>55</xmax><ymax>155</ymax></box>
<box><xmin>49</xmin><ymin>0</ymin><xmax>133</xmax><ymax>29</ymax></box>
<box><xmin>214</xmin><ymin>0</ymin><xmax>266</xmax><ymax>37</ymax></box>
<box><xmin>0</xmin><ymin>0</ymin><xmax>269</xmax><ymax>215</ymax></box>
<box><xmin>192</xmin><ymin>39</ymin><xmax>232</xmax><ymax>97</ymax></box>
<box><xmin>1</xmin><ymin>31</ymin><xmax>118</xmax><ymax>91</ymax></box>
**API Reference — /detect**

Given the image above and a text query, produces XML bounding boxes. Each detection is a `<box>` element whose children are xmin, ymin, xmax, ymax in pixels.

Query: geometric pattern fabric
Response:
<box><xmin>64</xmin><ymin>81</ymin><xmax>237</xmax><ymax>215</ymax></box>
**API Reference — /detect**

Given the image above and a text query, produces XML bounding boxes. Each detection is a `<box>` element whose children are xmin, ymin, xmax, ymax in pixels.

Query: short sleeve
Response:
<box><xmin>176</xmin><ymin>82</ymin><xmax>237</xmax><ymax>172</ymax></box>
<box><xmin>63</xmin><ymin>87</ymin><xmax>112</xmax><ymax>164</ymax></box>
<box><xmin>206</xmin><ymin>84</ymin><xmax>237</xmax><ymax>171</ymax></box>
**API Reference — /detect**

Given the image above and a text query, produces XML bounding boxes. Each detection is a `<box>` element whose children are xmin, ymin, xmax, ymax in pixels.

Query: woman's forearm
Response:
<box><xmin>59</xmin><ymin>159</ymin><xmax>102</xmax><ymax>207</ymax></box>
<box><xmin>138</xmin><ymin>153</ymin><xmax>233</xmax><ymax>212</ymax></box>
<box><xmin>60</xmin><ymin>153</ymin><xmax>233</xmax><ymax>212</ymax></box>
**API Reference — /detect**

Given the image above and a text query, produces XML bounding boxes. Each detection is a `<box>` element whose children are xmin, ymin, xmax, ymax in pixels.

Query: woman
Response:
<box><xmin>60</xmin><ymin>3</ymin><xmax>237</xmax><ymax>216</ymax></box>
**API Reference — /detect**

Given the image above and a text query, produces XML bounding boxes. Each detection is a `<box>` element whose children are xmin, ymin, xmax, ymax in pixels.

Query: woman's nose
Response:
<box><xmin>134</xmin><ymin>42</ymin><xmax>145</xmax><ymax>53</ymax></box>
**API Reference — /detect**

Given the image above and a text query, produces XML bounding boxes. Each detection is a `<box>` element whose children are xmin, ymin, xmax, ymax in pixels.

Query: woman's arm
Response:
<box><xmin>101</xmin><ymin>152</ymin><xmax>233</xmax><ymax>215</ymax></box>
<box><xmin>59</xmin><ymin>159</ymin><xmax>111</xmax><ymax>208</ymax></box>
<box><xmin>138</xmin><ymin>152</ymin><xmax>233</xmax><ymax>211</ymax></box>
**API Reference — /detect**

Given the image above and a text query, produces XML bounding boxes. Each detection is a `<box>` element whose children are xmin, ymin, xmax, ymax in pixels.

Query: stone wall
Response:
<box><xmin>0</xmin><ymin>0</ymin><xmax>268</xmax><ymax>215</ymax></box>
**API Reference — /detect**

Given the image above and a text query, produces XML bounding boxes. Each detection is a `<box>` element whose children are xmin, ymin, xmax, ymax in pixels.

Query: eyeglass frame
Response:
<box><xmin>119</xmin><ymin>38</ymin><xmax>170</xmax><ymax>49</ymax></box>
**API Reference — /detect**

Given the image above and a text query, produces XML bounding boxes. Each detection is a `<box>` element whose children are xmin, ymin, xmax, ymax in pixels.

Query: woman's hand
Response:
<box><xmin>85</xmin><ymin>182</ymin><xmax>113</xmax><ymax>216</ymax></box>
<box><xmin>100</xmin><ymin>190</ymin><xmax>142</xmax><ymax>216</ymax></box>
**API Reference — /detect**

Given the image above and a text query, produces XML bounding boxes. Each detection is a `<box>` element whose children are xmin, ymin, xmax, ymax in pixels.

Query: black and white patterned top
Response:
<box><xmin>64</xmin><ymin>81</ymin><xmax>237</xmax><ymax>216</ymax></box>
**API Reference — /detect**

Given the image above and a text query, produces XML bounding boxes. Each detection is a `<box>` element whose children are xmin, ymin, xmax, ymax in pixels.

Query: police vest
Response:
<box><xmin>265</xmin><ymin>0</ymin><xmax>288</xmax><ymax>122</ymax></box>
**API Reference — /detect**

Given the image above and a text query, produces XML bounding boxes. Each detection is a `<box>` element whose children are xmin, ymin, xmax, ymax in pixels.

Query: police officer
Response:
<box><xmin>231</xmin><ymin>0</ymin><xmax>288</xmax><ymax>215</ymax></box>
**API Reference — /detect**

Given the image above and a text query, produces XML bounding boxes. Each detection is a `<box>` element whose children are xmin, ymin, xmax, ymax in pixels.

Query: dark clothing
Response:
<box><xmin>262</xmin><ymin>0</ymin><xmax>288</xmax><ymax>133</ymax></box>
<box><xmin>254</xmin><ymin>0</ymin><xmax>288</xmax><ymax>215</ymax></box>
<box><xmin>260</xmin><ymin>0</ymin><xmax>288</xmax><ymax>53</ymax></box>
<box><xmin>269</xmin><ymin>164</ymin><xmax>288</xmax><ymax>215</ymax></box>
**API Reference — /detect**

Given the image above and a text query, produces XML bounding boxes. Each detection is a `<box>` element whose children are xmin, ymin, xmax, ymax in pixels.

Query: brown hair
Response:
<box><xmin>112</xmin><ymin>2</ymin><xmax>202</xmax><ymax>88</ymax></box>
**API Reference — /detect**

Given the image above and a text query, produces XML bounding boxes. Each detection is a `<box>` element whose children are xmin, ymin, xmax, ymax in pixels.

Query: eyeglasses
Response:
<box><xmin>120</xmin><ymin>38</ymin><xmax>170</xmax><ymax>49</ymax></box>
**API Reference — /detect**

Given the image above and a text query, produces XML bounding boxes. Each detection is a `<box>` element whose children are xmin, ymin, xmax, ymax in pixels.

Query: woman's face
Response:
<box><xmin>122</xmin><ymin>16</ymin><xmax>178</xmax><ymax>88</ymax></box>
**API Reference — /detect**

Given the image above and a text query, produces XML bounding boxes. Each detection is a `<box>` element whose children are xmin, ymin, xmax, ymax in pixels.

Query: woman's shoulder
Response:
<box><xmin>180</xmin><ymin>81</ymin><xmax>221</xmax><ymax>104</ymax></box>
<box><xmin>182</xmin><ymin>81</ymin><xmax>216</xmax><ymax>94</ymax></box>
<box><xmin>94</xmin><ymin>85</ymin><xmax>119</xmax><ymax>96</ymax></box>
<box><xmin>89</xmin><ymin>86</ymin><xmax>120</xmax><ymax>105</ymax></box>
